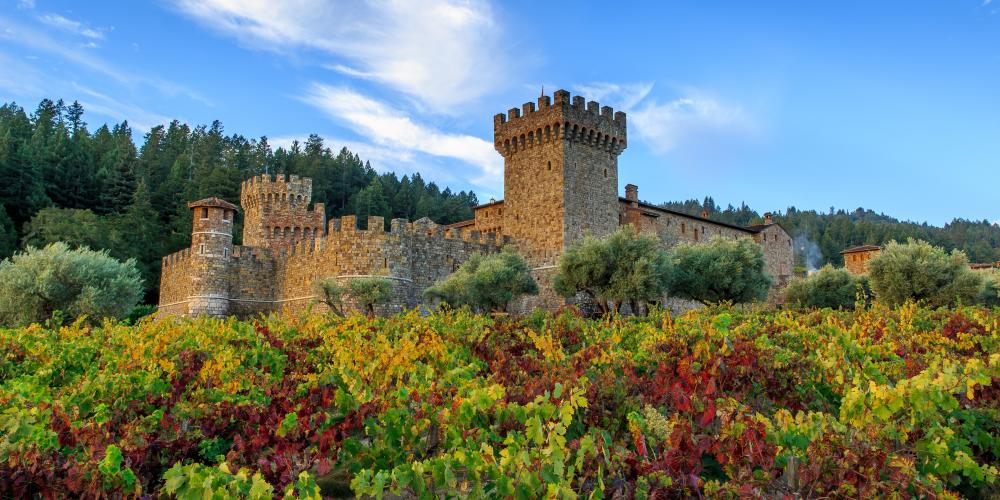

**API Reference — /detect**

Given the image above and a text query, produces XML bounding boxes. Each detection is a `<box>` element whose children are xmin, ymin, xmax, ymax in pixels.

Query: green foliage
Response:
<box><xmin>0</xmin><ymin>242</ymin><xmax>143</xmax><ymax>326</ymax></box>
<box><xmin>0</xmin><ymin>205</ymin><xmax>15</xmax><ymax>260</ymax></box>
<box><xmin>22</xmin><ymin>207</ymin><xmax>114</xmax><ymax>251</ymax></box>
<box><xmin>425</xmin><ymin>245</ymin><xmax>538</xmax><ymax>312</ymax></box>
<box><xmin>868</xmin><ymin>239</ymin><xmax>983</xmax><ymax>308</ymax></box>
<box><xmin>668</xmin><ymin>236</ymin><xmax>772</xmax><ymax>304</ymax></box>
<box><xmin>783</xmin><ymin>265</ymin><xmax>868</xmax><ymax>309</ymax></box>
<box><xmin>976</xmin><ymin>270</ymin><xmax>1000</xmax><ymax>307</ymax></box>
<box><xmin>554</xmin><ymin>225</ymin><xmax>672</xmax><ymax>315</ymax></box>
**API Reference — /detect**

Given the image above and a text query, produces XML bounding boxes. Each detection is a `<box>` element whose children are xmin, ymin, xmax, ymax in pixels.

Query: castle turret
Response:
<box><xmin>494</xmin><ymin>89</ymin><xmax>627</xmax><ymax>263</ymax></box>
<box><xmin>240</xmin><ymin>174</ymin><xmax>326</xmax><ymax>252</ymax></box>
<box><xmin>187</xmin><ymin>197</ymin><xmax>237</xmax><ymax>316</ymax></box>
<box><xmin>494</xmin><ymin>90</ymin><xmax>627</xmax><ymax>311</ymax></box>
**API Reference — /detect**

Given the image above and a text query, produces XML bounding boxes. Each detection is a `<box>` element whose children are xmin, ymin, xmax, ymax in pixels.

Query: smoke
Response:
<box><xmin>794</xmin><ymin>234</ymin><xmax>822</xmax><ymax>271</ymax></box>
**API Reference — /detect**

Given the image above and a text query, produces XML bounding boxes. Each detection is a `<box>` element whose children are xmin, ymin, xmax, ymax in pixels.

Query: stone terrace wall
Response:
<box><xmin>226</xmin><ymin>245</ymin><xmax>278</xmax><ymax>317</ymax></box>
<box><xmin>159</xmin><ymin>249</ymin><xmax>193</xmax><ymax>316</ymax></box>
<box><xmin>273</xmin><ymin>215</ymin><xmax>508</xmax><ymax>316</ymax></box>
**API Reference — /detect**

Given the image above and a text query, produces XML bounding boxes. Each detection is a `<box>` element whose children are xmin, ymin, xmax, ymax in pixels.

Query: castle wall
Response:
<box><xmin>267</xmin><ymin>216</ymin><xmax>505</xmax><ymax>316</ymax></box>
<box><xmin>158</xmin><ymin>249</ymin><xmax>192</xmax><ymax>316</ymax></box>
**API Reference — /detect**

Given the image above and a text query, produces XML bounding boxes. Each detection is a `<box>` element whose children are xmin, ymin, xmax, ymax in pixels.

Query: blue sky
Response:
<box><xmin>1</xmin><ymin>0</ymin><xmax>998</xmax><ymax>226</ymax></box>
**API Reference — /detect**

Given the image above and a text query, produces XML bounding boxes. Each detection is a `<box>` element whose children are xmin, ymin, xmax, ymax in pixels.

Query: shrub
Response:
<box><xmin>867</xmin><ymin>239</ymin><xmax>982</xmax><ymax>307</ymax></box>
<box><xmin>314</xmin><ymin>277</ymin><xmax>394</xmax><ymax>317</ymax></box>
<box><xmin>425</xmin><ymin>245</ymin><xmax>537</xmax><ymax>313</ymax></box>
<box><xmin>554</xmin><ymin>225</ymin><xmax>671</xmax><ymax>315</ymax></box>
<box><xmin>977</xmin><ymin>270</ymin><xmax>1000</xmax><ymax>307</ymax></box>
<box><xmin>668</xmin><ymin>236</ymin><xmax>772</xmax><ymax>304</ymax></box>
<box><xmin>0</xmin><ymin>242</ymin><xmax>143</xmax><ymax>327</ymax></box>
<box><xmin>783</xmin><ymin>265</ymin><xmax>868</xmax><ymax>309</ymax></box>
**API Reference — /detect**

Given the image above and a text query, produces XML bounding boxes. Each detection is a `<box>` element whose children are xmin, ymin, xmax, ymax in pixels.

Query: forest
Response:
<box><xmin>661</xmin><ymin>197</ymin><xmax>1000</xmax><ymax>270</ymax></box>
<box><xmin>1</xmin><ymin>98</ymin><xmax>998</xmax><ymax>302</ymax></box>
<box><xmin>0</xmin><ymin>99</ymin><xmax>478</xmax><ymax>302</ymax></box>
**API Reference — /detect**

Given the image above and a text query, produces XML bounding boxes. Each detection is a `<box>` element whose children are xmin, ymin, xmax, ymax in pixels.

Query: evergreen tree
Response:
<box><xmin>0</xmin><ymin>205</ymin><xmax>15</xmax><ymax>260</ymax></box>
<box><xmin>115</xmin><ymin>179</ymin><xmax>163</xmax><ymax>301</ymax></box>
<box><xmin>351</xmin><ymin>178</ymin><xmax>391</xmax><ymax>229</ymax></box>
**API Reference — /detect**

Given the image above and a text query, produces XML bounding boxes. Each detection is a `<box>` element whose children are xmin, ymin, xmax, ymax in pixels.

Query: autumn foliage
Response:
<box><xmin>1</xmin><ymin>304</ymin><xmax>998</xmax><ymax>497</ymax></box>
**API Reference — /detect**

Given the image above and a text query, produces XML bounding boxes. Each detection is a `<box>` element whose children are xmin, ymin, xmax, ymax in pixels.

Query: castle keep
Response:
<box><xmin>159</xmin><ymin>89</ymin><xmax>794</xmax><ymax>317</ymax></box>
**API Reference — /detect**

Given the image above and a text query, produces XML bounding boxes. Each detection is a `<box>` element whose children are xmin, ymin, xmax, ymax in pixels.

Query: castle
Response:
<box><xmin>158</xmin><ymin>89</ymin><xmax>794</xmax><ymax>317</ymax></box>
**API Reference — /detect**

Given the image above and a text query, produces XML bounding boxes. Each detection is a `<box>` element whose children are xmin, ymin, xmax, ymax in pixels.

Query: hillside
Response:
<box><xmin>660</xmin><ymin>197</ymin><xmax>1000</xmax><ymax>270</ymax></box>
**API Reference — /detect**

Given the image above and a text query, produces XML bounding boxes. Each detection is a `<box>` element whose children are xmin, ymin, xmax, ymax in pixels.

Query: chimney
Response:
<box><xmin>764</xmin><ymin>212</ymin><xmax>773</xmax><ymax>225</ymax></box>
<box><xmin>625</xmin><ymin>183</ymin><xmax>638</xmax><ymax>202</ymax></box>
<box><xmin>700</xmin><ymin>210</ymin><xmax>709</xmax><ymax>219</ymax></box>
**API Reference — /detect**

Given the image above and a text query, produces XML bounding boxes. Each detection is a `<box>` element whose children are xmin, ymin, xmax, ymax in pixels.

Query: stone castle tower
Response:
<box><xmin>186</xmin><ymin>197</ymin><xmax>238</xmax><ymax>316</ymax></box>
<box><xmin>240</xmin><ymin>174</ymin><xmax>326</xmax><ymax>252</ymax></box>
<box><xmin>494</xmin><ymin>90</ymin><xmax>627</xmax><ymax>264</ymax></box>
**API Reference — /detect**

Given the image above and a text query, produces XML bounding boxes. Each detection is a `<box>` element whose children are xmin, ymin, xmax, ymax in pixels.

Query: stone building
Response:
<box><xmin>159</xmin><ymin>89</ymin><xmax>794</xmax><ymax>317</ymax></box>
<box><xmin>841</xmin><ymin>245</ymin><xmax>882</xmax><ymax>275</ymax></box>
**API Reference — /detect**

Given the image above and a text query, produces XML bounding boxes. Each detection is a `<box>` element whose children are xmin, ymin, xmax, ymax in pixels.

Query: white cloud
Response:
<box><xmin>171</xmin><ymin>0</ymin><xmax>509</xmax><ymax>109</ymax></box>
<box><xmin>17</xmin><ymin>0</ymin><xmax>35</xmax><ymax>10</ymax></box>
<box><xmin>70</xmin><ymin>83</ymin><xmax>175</xmax><ymax>133</ymax></box>
<box><xmin>570</xmin><ymin>82</ymin><xmax>654</xmax><ymax>112</ymax></box>
<box><xmin>630</xmin><ymin>90</ymin><xmax>756</xmax><ymax>155</ymax></box>
<box><xmin>38</xmin><ymin>13</ymin><xmax>104</xmax><ymax>41</ymax></box>
<box><xmin>301</xmin><ymin>83</ymin><xmax>502</xmax><ymax>186</ymax></box>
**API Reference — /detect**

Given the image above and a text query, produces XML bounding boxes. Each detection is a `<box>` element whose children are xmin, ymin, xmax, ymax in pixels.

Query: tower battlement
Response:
<box><xmin>493</xmin><ymin>89</ymin><xmax>627</xmax><ymax>157</ymax></box>
<box><xmin>240</xmin><ymin>174</ymin><xmax>315</xmax><ymax>210</ymax></box>
<box><xmin>240</xmin><ymin>173</ymin><xmax>326</xmax><ymax>250</ymax></box>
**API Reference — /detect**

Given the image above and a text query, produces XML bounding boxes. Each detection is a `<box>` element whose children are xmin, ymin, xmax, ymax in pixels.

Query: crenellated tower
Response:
<box><xmin>494</xmin><ymin>89</ymin><xmax>627</xmax><ymax>264</ymax></box>
<box><xmin>240</xmin><ymin>174</ymin><xmax>326</xmax><ymax>252</ymax></box>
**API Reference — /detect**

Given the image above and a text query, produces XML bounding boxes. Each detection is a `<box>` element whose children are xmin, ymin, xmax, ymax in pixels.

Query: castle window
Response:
<box><xmin>223</xmin><ymin>248</ymin><xmax>229</xmax><ymax>259</ymax></box>
<box><xmin>547</xmin><ymin>161</ymin><xmax>551</xmax><ymax>171</ymax></box>
<box><xmin>199</xmin><ymin>244</ymin><xmax>206</xmax><ymax>255</ymax></box>
<box><xmin>604</xmin><ymin>168</ymin><xmax>608</xmax><ymax>178</ymax></box>
<box><xmin>201</xmin><ymin>207</ymin><xmax>208</xmax><ymax>219</ymax></box>
<box><xmin>694</xmin><ymin>229</ymin><xmax>699</xmax><ymax>241</ymax></box>
<box><xmin>223</xmin><ymin>210</ymin><xmax>231</xmax><ymax>222</ymax></box>
<box><xmin>681</xmin><ymin>223</ymin><xmax>685</xmax><ymax>234</ymax></box>
<box><xmin>273</xmin><ymin>227</ymin><xmax>280</xmax><ymax>237</ymax></box>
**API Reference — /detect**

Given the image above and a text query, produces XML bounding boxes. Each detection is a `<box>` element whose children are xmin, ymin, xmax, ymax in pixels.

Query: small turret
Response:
<box><xmin>187</xmin><ymin>197</ymin><xmax>238</xmax><ymax>316</ymax></box>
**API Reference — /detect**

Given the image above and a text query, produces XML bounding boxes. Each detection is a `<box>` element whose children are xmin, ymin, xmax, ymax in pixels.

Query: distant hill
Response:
<box><xmin>660</xmin><ymin>197</ymin><xmax>1000</xmax><ymax>270</ymax></box>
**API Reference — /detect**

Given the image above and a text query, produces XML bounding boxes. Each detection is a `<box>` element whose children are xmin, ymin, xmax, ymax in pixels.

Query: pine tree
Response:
<box><xmin>115</xmin><ymin>179</ymin><xmax>162</xmax><ymax>300</ymax></box>
<box><xmin>351</xmin><ymin>178</ymin><xmax>391</xmax><ymax>229</ymax></box>
<box><xmin>98</xmin><ymin>122</ymin><xmax>138</xmax><ymax>214</ymax></box>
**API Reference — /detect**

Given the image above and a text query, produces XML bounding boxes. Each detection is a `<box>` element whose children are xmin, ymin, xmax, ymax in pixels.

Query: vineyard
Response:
<box><xmin>1</xmin><ymin>305</ymin><xmax>998</xmax><ymax>498</ymax></box>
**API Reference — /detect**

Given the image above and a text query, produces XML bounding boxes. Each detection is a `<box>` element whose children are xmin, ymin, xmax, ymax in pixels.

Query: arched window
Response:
<box><xmin>283</xmin><ymin>227</ymin><xmax>290</xmax><ymax>237</ymax></box>
<box><xmin>273</xmin><ymin>227</ymin><xmax>280</xmax><ymax>237</ymax></box>
<box><xmin>201</xmin><ymin>207</ymin><xmax>208</xmax><ymax>219</ymax></box>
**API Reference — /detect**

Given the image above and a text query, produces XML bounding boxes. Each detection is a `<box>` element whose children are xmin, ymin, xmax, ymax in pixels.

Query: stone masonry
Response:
<box><xmin>159</xmin><ymin>89</ymin><xmax>795</xmax><ymax>318</ymax></box>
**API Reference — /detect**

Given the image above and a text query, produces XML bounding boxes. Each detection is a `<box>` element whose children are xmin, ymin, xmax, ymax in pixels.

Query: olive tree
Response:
<box><xmin>783</xmin><ymin>265</ymin><xmax>868</xmax><ymax>309</ymax></box>
<box><xmin>0</xmin><ymin>242</ymin><xmax>143</xmax><ymax>327</ymax></box>
<box><xmin>425</xmin><ymin>246</ymin><xmax>537</xmax><ymax>313</ymax></box>
<box><xmin>314</xmin><ymin>276</ymin><xmax>394</xmax><ymax>317</ymax></box>
<box><xmin>553</xmin><ymin>225</ymin><xmax>671</xmax><ymax>315</ymax></box>
<box><xmin>668</xmin><ymin>236</ymin><xmax>772</xmax><ymax>305</ymax></box>
<box><xmin>867</xmin><ymin>239</ymin><xmax>982</xmax><ymax>308</ymax></box>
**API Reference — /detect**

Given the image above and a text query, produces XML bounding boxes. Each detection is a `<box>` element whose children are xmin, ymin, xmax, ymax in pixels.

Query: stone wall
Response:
<box><xmin>844</xmin><ymin>249</ymin><xmax>880</xmax><ymax>275</ymax></box>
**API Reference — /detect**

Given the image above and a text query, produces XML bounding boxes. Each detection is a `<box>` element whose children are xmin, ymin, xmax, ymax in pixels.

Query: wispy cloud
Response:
<box><xmin>984</xmin><ymin>0</ymin><xmax>993</xmax><ymax>6</ymax></box>
<box><xmin>38</xmin><ymin>13</ymin><xmax>104</xmax><ymax>41</ymax></box>
<box><xmin>171</xmin><ymin>0</ymin><xmax>511</xmax><ymax>109</ymax></box>
<box><xmin>630</xmin><ymin>89</ymin><xmax>757</xmax><ymax>155</ymax></box>
<box><xmin>571</xmin><ymin>82</ymin><xmax>655</xmax><ymax>112</ymax></box>
<box><xmin>301</xmin><ymin>83</ymin><xmax>502</xmax><ymax>186</ymax></box>
<box><xmin>571</xmin><ymin>82</ymin><xmax>756</xmax><ymax>156</ymax></box>
<box><xmin>0</xmin><ymin>15</ymin><xmax>209</xmax><ymax>105</ymax></box>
